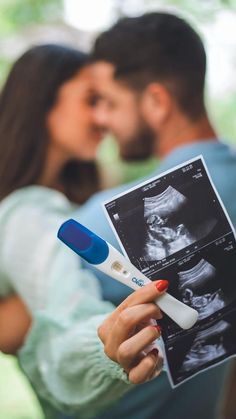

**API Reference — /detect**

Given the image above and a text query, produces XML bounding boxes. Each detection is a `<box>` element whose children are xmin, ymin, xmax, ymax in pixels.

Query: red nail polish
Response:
<box><xmin>156</xmin><ymin>280</ymin><xmax>169</xmax><ymax>292</ymax></box>
<box><xmin>153</xmin><ymin>325</ymin><xmax>162</xmax><ymax>334</ymax></box>
<box><xmin>150</xmin><ymin>348</ymin><xmax>159</xmax><ymax>357</ymax></box>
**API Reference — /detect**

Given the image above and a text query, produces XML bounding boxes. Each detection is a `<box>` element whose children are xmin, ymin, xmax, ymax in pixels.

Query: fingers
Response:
<box><xmin>98</xmin><ymin>280</ymin><xmax>168</xmax><ymax>343</ymax></box>
<box><xmin>103</xmin><ymin>303</ymin><xmax>161</xmax><ymax>360</ymax></box>
<box><xmin>98</xmin><ymin>279</ymin><xmax>168</xmax><ymax>385</ymax></box>
<box><xmin>117</xmin><ymin>280</ymin><xmax>169</xmax><ymax>313</ymax></box>
<box><xmin>117</xmin><ymin>324</ymin><xmax>161</xmax><ymax>370</ymax></box>
<box><xmin>115</xmin><ymin>302</ymin><xmax>162</xmax><ymax>340</ymax></box>
<box><xmin>128</xmin><ymin>348</ymin><xmax>163</xmax><ymax>384</ymax></box>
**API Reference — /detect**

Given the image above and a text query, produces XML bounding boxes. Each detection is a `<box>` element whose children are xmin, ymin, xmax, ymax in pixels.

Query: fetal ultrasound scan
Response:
<box><xmin>104</xmin><ymin>156</ymin><xmax>236</xmax><ymax>387</ymax></box>
<box><xmin>178</xmin><ymin>259</ymin><xmax>227</xmax><ymax>321</ymax></box>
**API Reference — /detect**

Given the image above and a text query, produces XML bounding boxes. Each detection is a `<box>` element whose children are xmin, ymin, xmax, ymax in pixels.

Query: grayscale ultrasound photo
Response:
<box><xmin>178</xmin><ymin>259</ymin><xmax>226</xmax><ymax>321</ymax></box>
<box><xmin>143</xmin><ymin>186</ymin><xmax>217</xmax><ymax>261</ymax></box>
<box><xmin>104</xmin><ymin>157</ymin><xmax>236</xmax><ymax>387</ymax></box>
<box><xmin>165</xmin><ymin>311</ymin><xmax>236</xmax><ymax>385</ymax></box>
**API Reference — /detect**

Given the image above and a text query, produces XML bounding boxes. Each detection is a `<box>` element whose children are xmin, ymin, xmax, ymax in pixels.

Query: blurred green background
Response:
<box><xmin>0</xmin><ymin>0</ymin><xmax>235</xmax><ymax>418</ymax></box>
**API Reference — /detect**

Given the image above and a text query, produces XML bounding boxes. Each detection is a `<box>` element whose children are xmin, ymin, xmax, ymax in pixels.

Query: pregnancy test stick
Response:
<box><xmin>57</xmin><ymin>219</ymin><xmax>198</xmax><ymax>329</ymax></box>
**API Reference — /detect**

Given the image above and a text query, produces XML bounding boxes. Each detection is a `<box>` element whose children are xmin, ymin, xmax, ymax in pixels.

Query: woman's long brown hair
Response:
<box><xmin>0</xmin><ymin>44</ymin><xmax>100</xmax><ymax>204</ymax></box>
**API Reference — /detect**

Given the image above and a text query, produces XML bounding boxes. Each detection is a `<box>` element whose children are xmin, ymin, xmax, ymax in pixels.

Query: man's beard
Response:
<box><xmin>118</xmin><ymin>122</ymin><xmax>156</xmax><ymax>162</ymax></box>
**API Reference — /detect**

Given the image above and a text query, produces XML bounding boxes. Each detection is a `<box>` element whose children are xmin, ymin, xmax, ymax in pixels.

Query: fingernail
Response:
<box><xmin>156</xmin><ymin>280</ymin><xmax>169</xmax><ymax>292</ymax></box>
<box><xmin>152</xmin><ymin>325</ymin><xmax>162</xmax><ymax>334</ymax></box>
<box><xmin>150</xmin><ymin>348</ymin><xmax>159</xmax><ymax>357</ymax></box>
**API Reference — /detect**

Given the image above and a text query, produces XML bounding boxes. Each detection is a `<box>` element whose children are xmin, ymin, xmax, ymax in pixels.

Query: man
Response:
<box><xmin>76</xmin><ymin>12</ymin><xmax>236</xmax><ymax>419</ymax></box>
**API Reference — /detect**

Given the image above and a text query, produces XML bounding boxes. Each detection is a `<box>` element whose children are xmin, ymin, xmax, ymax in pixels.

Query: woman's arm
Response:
<box><xmin>19</xmin><ymin>280</ymin><xmax>165</xmax><ymax>418</ymax></box>
<box><xmin>0</xmin><ymin>295</ymin><xmax>31</xmax><ymax>354</ymax></box>
<box><xmin>0</xmin><ymin>188</ymin><xmax>164</xmax><ymax>417</ymax></box>
<box><xmin>0</xmin><ymin>188</ymin><xmax>133</xmax><ymax>416</ymax></box>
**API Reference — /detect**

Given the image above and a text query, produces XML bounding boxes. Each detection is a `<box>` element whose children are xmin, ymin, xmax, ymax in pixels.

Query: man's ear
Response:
<box><xmin>141</xmin><ymin>83</ymin><xmax>172</xmax><ymax>129</ymax></box>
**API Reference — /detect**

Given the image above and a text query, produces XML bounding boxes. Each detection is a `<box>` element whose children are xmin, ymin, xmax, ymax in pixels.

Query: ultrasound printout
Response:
<box><xmin>103</xmin><ymin>156</ymin><xmax>236</xmax><ymax>387</ymax></box>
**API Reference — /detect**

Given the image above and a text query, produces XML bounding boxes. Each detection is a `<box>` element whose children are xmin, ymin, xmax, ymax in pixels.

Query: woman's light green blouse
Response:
<box><xmin>0</xmin><ymin>186</ymin><xmax>131</xmax><ymax>419</ymax></box>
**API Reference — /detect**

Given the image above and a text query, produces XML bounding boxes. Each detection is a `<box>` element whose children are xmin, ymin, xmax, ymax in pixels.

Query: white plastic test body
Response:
<box><xmin>95</xmin><ymin>244</ymin><xmax>198</xmax><ymax>329</ymax></box>
<box><xmin>58</xmin><ymin>219</ymin><xmax>198</xmax><ymax>330</ymax></box>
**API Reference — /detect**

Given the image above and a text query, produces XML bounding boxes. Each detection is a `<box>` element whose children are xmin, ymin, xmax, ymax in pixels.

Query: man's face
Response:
<box><xmin>92</xmin><ymin>62</ymin><xmax>156</xmax><ymax>160</ymax></box>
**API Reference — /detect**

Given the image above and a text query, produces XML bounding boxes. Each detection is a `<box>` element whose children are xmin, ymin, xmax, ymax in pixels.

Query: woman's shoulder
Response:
<box><xmin>0</xmin><ymin>186</ymin><xmax>74</xmax><ymax>218</ymax></box>
<box><xmin>0</xmin><ymin>186</ymin><xmax>75</xmax><ymax>298</ymax></box>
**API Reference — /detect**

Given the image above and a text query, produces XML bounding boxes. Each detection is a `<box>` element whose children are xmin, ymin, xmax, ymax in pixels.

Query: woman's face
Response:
<box><xmin>47</xmin><ymin>66</ymin><xmax>105</xmax><ymax>161</ymax></box>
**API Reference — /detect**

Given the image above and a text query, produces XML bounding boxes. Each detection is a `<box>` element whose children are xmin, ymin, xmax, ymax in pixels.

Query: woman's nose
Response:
<box><xmin>93</xmin><ymin>104</ymin><xmax>110</xmax><ymax>128</ymax></box>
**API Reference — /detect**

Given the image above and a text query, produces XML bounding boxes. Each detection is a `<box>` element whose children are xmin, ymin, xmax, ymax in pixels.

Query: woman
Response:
<box><xmin>0</xmin><ymin>43</ymin><xmax>102</xmax><ymax>355</ymax></box>
<box><xmin>0</xmin><ymin>44</ymin><xmax>164</xmax><ymax>419</ymax></box>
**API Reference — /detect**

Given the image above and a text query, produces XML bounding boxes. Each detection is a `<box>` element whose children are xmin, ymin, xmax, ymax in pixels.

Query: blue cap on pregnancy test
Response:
<box><xmin>57</xmin><ymin>219</ymin><xmax>109</xmax><ymax>264</ymax></box>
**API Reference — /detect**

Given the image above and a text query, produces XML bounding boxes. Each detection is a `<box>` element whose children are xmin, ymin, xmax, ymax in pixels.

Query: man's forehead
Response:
<box><xmin>90</xmin><ymin>61</ymin><xmax>134</xmax><ymax>100</ymax></box>
<box><xmin>90</xmin><ymin>61</ymin><xmax>115</xmax><ymax>86</ymax></box>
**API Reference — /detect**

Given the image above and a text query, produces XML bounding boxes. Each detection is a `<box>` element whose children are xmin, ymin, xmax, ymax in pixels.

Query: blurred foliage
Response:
<box><xmin>208</xmin><ymin>95</ymin><xmax>236</xmax><ymax>144</ymax></box>
<box><xmin>97</xmin><ymin>136</ymin><xmax>159</xmax><ymax>188</ymax></box>
<box><xmin>143</xmin><ymin>0</ymin><xmax>236</xmax><ymax>14</ymax></box>
<box><xmin>0</xmin><ymin>0</ymin><xmax>63</xmax><ymax>85</ymax></box>
<box><xmin>0</xmin><ymin>353</ymin><xmax>43</xmax><ymax>419</ymax></box>
<box><xmin>0</xmin><ymin>0</ymin><xmax>63</xmax><ymax>35</ymax></box>
<box><xmin>0</xmin><ymin>57</ymin><xmax>11</xmax><ymax>83</ymax></box>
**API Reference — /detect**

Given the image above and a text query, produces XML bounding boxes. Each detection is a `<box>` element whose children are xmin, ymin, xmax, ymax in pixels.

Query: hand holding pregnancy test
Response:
<box><xmin>57</xmin><ymin>219</ymin><xmax>198</xmax><ymax>330</ymax></box>
<box><xmin>57</xmin><ymin>157</ymin><xmax>236</xmax><ymax>388</ymax></box>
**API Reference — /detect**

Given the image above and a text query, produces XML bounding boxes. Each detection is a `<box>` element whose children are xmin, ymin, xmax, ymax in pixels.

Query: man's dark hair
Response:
<box><xmin>92</xmin><ymin>12</ymin><xmax>207</xmax><ymax>120</ymax></box>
